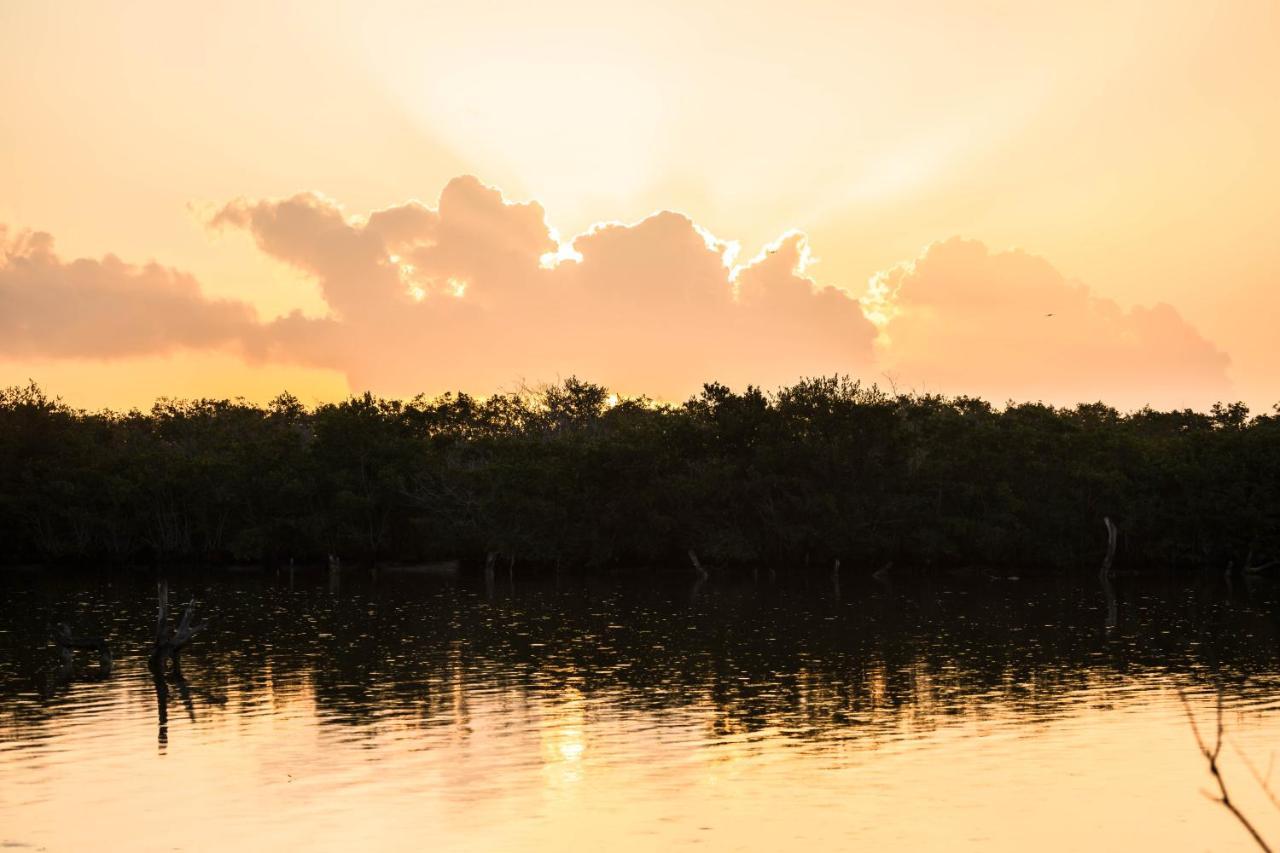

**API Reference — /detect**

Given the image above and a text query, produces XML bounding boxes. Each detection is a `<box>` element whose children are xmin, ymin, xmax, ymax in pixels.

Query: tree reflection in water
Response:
<box><xmin>2</xmin><ymin>568</ymin><xmax>1279</xmax><ymax>749</ymax></box>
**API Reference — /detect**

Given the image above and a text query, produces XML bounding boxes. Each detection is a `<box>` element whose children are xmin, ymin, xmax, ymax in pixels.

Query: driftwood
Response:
<box><xmin>148</xmin><ymin>581</ymin><xmax>208</xmax><ymax>678</ymax></box>
<box><xmin>49</xmin><ymin>622</ymin><xmax>112</xmax><ymax>673</ymax></box>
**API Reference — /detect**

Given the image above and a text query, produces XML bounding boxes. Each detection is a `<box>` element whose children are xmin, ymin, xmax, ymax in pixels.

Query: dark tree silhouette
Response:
<box><xmin>1</xmin><ymin>377</ymin><xmax>1278</xmax><ymax>574</ymax></box>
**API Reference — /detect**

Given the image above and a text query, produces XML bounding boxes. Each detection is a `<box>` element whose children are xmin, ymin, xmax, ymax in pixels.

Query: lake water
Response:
<box><xmin>3</xmin><ymin>567</ymin><xmax>1280</xmax><ymax>851</ymax></box>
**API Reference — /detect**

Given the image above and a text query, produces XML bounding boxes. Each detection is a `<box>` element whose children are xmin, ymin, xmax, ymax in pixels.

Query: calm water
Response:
<box><xmin>3</xmin><ymin>567</ymin><xmax>1280</xmax><ymax>851</ymax></box>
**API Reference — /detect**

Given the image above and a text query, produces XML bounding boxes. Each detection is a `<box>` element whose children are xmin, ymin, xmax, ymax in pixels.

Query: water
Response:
<box><xmin>3</xmin><ymin>567</ymin><xmax>1280</xmax><ymax>851</ymax></box>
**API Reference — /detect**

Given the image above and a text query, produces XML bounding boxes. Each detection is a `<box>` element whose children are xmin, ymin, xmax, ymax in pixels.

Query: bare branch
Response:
<box><xmin>1233</xmin><ymin>742</ymin><xmax>1280</xmax><ymax>812</ymax></box>
<box><xmin>1180</xmin><ymin>688</ymin><xmax>1274</xmax><ymax>852</ymax></box>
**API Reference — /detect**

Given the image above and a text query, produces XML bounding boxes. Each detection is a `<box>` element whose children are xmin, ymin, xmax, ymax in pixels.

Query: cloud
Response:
<box><xmin>0</xmin><ymin>183</ymin><xmax>1235</xmax><ymax>409</ymax></box>
<box><xmin>0</xmin><ymin>226</ymin><xmax>257</xmax><ymax>359</ymax></box>
<box><xmin>210</xmin><ymin>175</ymin><xmax>879</xmax><ymax>397</ymax></box>
<box><xmin>864</xmin><ymin>237</ymin><xmax>1232</xmax><ymax>408</ymax></box>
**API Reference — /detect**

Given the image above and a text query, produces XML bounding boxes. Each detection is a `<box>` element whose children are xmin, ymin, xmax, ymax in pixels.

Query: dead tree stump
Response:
<box><xmin>50</xmin><ymin>623</ymin><xmax>112</xmax><ymax>673</ymax></box>
<box><xmin>1101</xmin><ymin>516</ymin><xmax>1118</xmax><ymax>578</ymax></box>
<box><xmin>687</xmin><ymin>550</ymin><xmax>709</xmax><ymax>580</ymax></box>
<box><xmin>149</xmin><ymin>581</ymin><xmax>208</xmax><ymax>678</ymax></box>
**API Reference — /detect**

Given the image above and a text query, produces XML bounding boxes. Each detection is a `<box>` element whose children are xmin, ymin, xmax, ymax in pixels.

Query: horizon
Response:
<box><xmin>6</xmin><ymin>374</ymin><xmax>1277</xmax><ymax>419</ymax></box>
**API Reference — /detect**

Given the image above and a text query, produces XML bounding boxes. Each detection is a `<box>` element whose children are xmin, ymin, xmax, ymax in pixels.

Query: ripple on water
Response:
<box><xmin>2</xmin><ymin>571</ymin><xmax>1280</xmax><ymax>851</ymax></box>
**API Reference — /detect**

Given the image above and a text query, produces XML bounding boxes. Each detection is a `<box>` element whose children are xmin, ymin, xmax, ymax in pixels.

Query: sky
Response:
<box><xmin>1</xmin><ymin>0</ymin><xmax>1277</xmax><ymax>411</ymax></box>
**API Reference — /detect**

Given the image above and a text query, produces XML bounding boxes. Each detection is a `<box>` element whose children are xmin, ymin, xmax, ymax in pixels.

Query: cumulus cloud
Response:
<box><xmin>210</xmin><ymin>176</ymin><xmax>878</xmax><ymax>397</ymax></box>
<box><xmin>864</xmin><ymin>237</ymin><xmax>1232</xmax><ymax>408</ymax></box>
<box><xmin>0</xmin><ymin>226</ymin><xmax>257</xmax><ymax>359</ymax></box>
<box><xmin>0</xmin><ymin>182</ymin><xmax>1235</xmax><ymax>409</ymax></box>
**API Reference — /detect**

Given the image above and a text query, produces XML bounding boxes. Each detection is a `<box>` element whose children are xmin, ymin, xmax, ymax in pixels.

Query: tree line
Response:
<box><xmin>1</xmin><ymin>377</ymin><xmax>1276</xmax><ymax>573</ymax></box>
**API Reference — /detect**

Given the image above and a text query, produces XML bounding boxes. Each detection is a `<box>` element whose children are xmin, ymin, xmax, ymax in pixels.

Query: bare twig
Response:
<box><xmin>1180</xmin><ymin>688</ymin><xmax>1274</xmax><ymax>852</ymax></box>
<box><xmin>1233</xmin><ymin>743</ymin><xmax>1280</xmax><ymax>812</ymax></box>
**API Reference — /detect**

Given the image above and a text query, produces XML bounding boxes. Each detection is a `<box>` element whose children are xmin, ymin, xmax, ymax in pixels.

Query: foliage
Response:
<box><xmin>1</xmin><ymin>377</ymin><xmax>1278</xmax><ymax>572</ymax></box>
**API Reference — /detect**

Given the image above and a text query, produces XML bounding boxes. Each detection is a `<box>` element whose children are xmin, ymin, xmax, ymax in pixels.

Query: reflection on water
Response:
<box><xmin>3</xmin><ymin>568</ymin><xmax>1280</xmax><ymax>850</ymax></box>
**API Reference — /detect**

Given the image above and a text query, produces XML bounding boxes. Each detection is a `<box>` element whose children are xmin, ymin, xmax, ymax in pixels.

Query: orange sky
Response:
<box><xmin>1</xmin><ymin>0</ymin><xmax>1277</xmax><ymax>411</ymax></box>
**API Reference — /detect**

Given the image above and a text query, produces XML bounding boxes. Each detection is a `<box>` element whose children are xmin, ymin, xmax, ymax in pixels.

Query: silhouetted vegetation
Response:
<box><xmin>1</xmin><ymin>377</ymin><xmax>1278</xmax><ymax>573</ymax></box>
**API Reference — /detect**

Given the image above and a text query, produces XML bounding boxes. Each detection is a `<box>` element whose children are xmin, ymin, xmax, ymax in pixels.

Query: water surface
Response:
<box><xmin>3</xmin><ymin>568</ymin><xmax>1280</xmax><ymax>851</ymax></box>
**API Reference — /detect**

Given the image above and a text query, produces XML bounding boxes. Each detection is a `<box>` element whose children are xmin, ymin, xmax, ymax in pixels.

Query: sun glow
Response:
<box><xmin>860</xmin><ymin>263</ymin><xmax>909</xmax><ymax>330</ymax></box>
<box><xmin>540</xmin><ymin>688</ymin><xmax>588</xmax><ymax>791</ymax></box>
<box><xmin>539</xmin><ymin>227</ymin><xmax>584</xmax><ymax>269</ymax></box>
